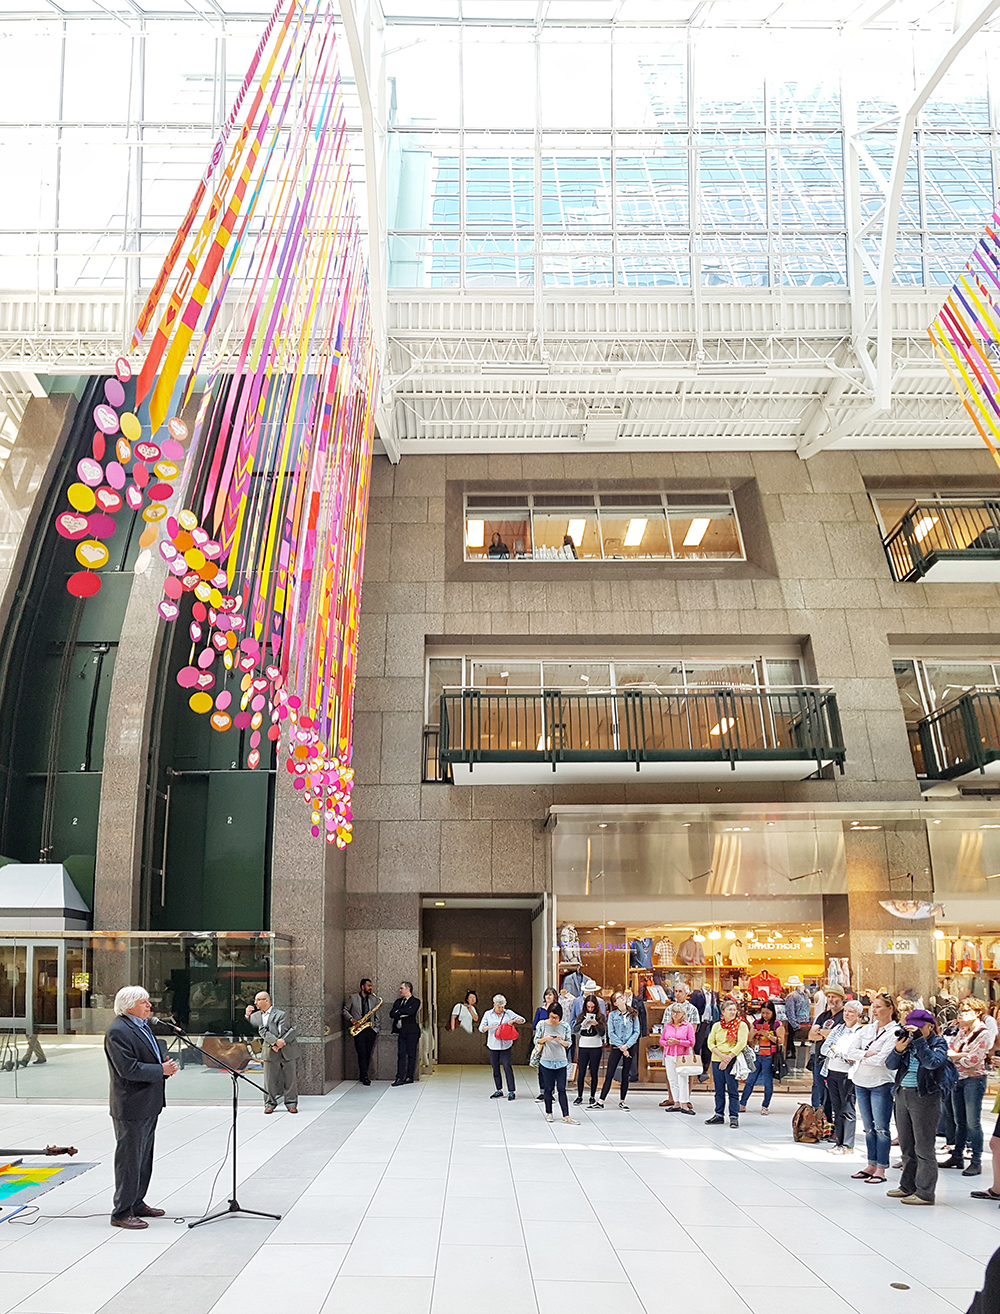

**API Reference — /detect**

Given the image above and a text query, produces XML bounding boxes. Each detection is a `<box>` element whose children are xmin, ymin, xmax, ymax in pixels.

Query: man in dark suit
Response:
<box><xmin>104</xmin><ymin>985</ymin><xmax>178</xmax><ymax>1230</ymax></box>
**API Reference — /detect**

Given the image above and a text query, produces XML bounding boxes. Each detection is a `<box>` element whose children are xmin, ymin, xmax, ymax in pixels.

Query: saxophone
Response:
<box><xmin>350</xmin><ymin>996</ymin><xmax>383</xmax><ymax>1037</ymax></box>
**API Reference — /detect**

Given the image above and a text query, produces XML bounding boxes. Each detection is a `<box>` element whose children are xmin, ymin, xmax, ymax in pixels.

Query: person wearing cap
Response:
<box><xmin>885</xmin><ymin>1008</ymin><xmax>950</xmax><ymax>1205</ymax></box>
<box><xmin>808</xmin><ymin>984</ymin><xmax>846</xmax><ymax>1123</ymax></box>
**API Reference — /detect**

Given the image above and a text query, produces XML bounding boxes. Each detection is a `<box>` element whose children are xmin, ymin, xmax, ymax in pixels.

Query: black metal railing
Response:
<box><xmin>422</xmin><ymin>727</ymin><xmax>452</xmax><ymax>784</ymax></box>
<box><xmin>883</xmin><ymin>501</ymin><xmax>1000</xmax><ymax>582</ymax></box>
<box><xmin>436</xmin><ymin>687</ymin><xmax>845</xmax><ymax>776</ymax></box>
<box><xmin>917</xmin><ymin>689</ymin><xmax>1000</xmax><ymax>778</ymax></box>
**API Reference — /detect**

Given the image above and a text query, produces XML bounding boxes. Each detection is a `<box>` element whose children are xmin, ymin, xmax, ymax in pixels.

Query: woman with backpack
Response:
<box><xmin>885</xmin><ymin>1009</ymin><xmax>951</xmax><ymax>1205</ymax></box>
<box><xmin>572</xmin><ymin>994</ymin><xmax>607</xmax><ymax>1108</ymax></box>
<box><xmin>739</xmin><ymin>999</ymin><xmax>786</xmax><ymax>1116</ymax></box>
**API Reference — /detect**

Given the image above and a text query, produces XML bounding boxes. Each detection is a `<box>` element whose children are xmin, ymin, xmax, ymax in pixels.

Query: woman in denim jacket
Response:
<box><xmin>594</xmin><ymin>993</ymin><xmax>640</xmax><ymax>1111</ymax></box>
<box><xmin>885</xmin><ymin>1009</ymin><xmax>950</xmax><ymax>1205</ymax></box>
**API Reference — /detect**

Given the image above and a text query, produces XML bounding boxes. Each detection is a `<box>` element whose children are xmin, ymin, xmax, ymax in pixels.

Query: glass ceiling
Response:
<box><xmin>1</xmin><ymin>0</ymin><xmax>998</xmax><ymax>293</ymax></box>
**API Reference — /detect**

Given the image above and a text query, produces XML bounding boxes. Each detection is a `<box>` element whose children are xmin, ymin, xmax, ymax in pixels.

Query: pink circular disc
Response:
<box><xmin>161</xmin><ymin>576</ymin><xmax>182</xmax><ymax>601</ymax></box>
<box><xmin>159</xmin><ymin>541</ymin><xmax>178</xmax><ymax>562</ymax></box>
<box><xmin>104</xmin><ymin>379</ymin><xmax>125</xmax><ymax>408</ymax></box>
<box><xmin>189</xmin><ymin>621</ymin><xmax>203</xmax><ymax>642</ymax></box>
<box><xmin>77</xmin><ymin>457</ymin><xmax>104</xmax><ymax>487</ymax></box>
<box><xmin>87</xmin><ymin>513</ymin><xmax>117</xmax><ymax>539</ymax></box>
<box><xmin>176</xmin><ymin>667</ymin><xmax>201</xmax><ymax>688</ymax></box>
<box><xmin>106</xmin><ymin>462</ymin><xmax>126</xmax><ymax>490</ymax></box>
<box><xmin>132</xmin><ymin>463</ymin><xmax>149</xmax><ymax>489</ymax></box>
<box><xmin>160</xmin><ymin>439</ymin><xmax>184</xmax><ymax>461</ymax></box>
<box><xmin>240</xmin><ymin>638</ymin><xmax>260</xmax><ymax>656</ymax></box>
<box><xmin>215</xmin><ymin>690</ymin><xmax>232</xmax><ymax>711</ymax></box>
<box><xmin>251</xmin><ymin>694</ymin><xmax>266</xmax><ymax>712</ymax></box>
<box><xmin>234</xmin><ymin>712</ymin><xmax>252</xmax><ymax>729</ymax></box>
<box><xmin>169</xmin><ymin>557</ymin><xmax>188</xmax><ymax>576</ymax></box>
<box><xmin>93</xmin><ymin>404</ymin><xmax>119</xmax><ymax>435</ymax></box>
<box><xmin>147</xmin><ymin>482</ymin><xmax>173</xmax><ymax>502</ymax></box>
<box><xmin>67</xmin><ymin>571</ymin><xmax>102</xmax><ymax>597</ymax></box>
<box><xmin>250</xmin><ymin>730</ymin><xmax>261</xmax><ymax>749</ymax></box>
<box><xmin>197</xmin><ymin>648</ymin><xmax>215</xmax><ymax>669</ymax></box>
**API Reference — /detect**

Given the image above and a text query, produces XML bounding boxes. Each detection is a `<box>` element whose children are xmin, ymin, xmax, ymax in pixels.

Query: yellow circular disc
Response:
<box><xmin>194</xmin><ymin>581</ymin><xmax>212</xmax><ymax>602</ymax></box>
<box><xmin>119</xmin><ymin>412</ymin><xmax>142</xmax><ymax>442</ymax></box>
<box><xmin>143</xmin><ymin>504</ymin><xmax>167</xmax><ymax>523</ymax></box>
<box><xmin>67</xmin><ymin>482</ymin><xmax>96</xmax><ymax>513</ymax></box>
<box><xmin>178</xmin><ymin>508</ymin><xmax>198</xmax><ymax>531</ymax></box>
<box><xmin>223</xmin><ymin>650</ymin><xmax>234</xmax><ymax>670</ymax></box>
<box><xmin>189</xmin><ymin>691</ymin><xmax>214</xmax><ymax>714</ymax></box>
<box><xmin>75</xmin><ymin>538</ymin><xmax>109</xmax><ymax>569</ymax></box>
<box><xmin>209</xmin><ymin>588</ymin><xmax>224</xmax><ymax>608</ymax></box>
<box><xmin>241</xmin><ymin>674</ymin><xmax>253</xmax><ymax>692</ymax></box>
<box><xmin>138</xmin><ymin>525</ymin><xmax>159</xmax><ymax>549</ymax></box>
<box><xmin>184</xmin><ymin>548</ymin><xmax>207</xmax><ymax>570</ymax></box>
<box><xmin>154</xmin><ymin>460</ymin><xmax>180</xmax><ymax>481</ymax></box>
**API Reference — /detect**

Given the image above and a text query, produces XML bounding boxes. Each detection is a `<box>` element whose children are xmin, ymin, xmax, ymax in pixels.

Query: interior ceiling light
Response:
<box><xmin>708</xmin><ymin>929</ymin><xmax>721</xmax><ymax>940</ymax></box>
<box><xmin>434</xmin><ymin>900</ymin><xmax>446</xmax><ymax>906</ymax></box>
<box><xmin>466</xmin><ymin>519</ymin><xmax>485</xmax><ymax>548</ymax></box>
<box><xmin>692</xmin><ymin>931</ymin><xmax>706</xmax><ymax>942</ymax></box>
<box><xmin>709</xmin><ymin>717</ymin><xmax>736</xmax><ymax>736</ymax></box>
<box><xmin>566</xmin><ymin>518</ymin><xmax>586</xmax><ymax>546</ymax></box>
<box><xmin>624</xmin><ymin>518</ymin><xmax>647</xmax><ymax>547</ymax></box>
<box><xmin>607</xmin><ymin>920</ymin><xmax>616</xmax><ymax>926</ymax></box>
<box><xmin>913</xmin><ymin>515</ymin><xmax>939</xmax><ymax>543</ymax></box>
<box><xmin>725</xmin><ymin>929</ymin><xmax>737</xmax><ymax>940</ymax></box>
<box><xmin>934</xmin><ymin>928</ymin><xmax>945</xmax><ymax>939</ymax></box>
<box><xmin>683</xmin><ymin>517</ymin><xmax>711</xmax><ymax>547</ymax></box>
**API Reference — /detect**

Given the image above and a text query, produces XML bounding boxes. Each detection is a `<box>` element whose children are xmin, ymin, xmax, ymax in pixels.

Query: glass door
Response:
<box><xmin>420</xmin><ymin>947</ymin><xmax>438</xmax><ymax>1072</ymax></box>
<box><xmin>0</xmin><ymin>944</ymin><xmax>27</xmax><ymax>1028</ymax></box>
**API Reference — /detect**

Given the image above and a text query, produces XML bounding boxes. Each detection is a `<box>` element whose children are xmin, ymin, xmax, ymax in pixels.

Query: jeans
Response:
<box><xmin>895</xmin><ymin>1085</ymin><xmax>942</xmax><ymax>1202</ymax></box>
<box><xmin>953</xmin><ymin>1073</ymin><xmax>988</xmax><ymax>1164</ymax></box>
<box><xmin>490</xmin><ymin>1047</ymin><xmax>515</xmax><ymax>1092</ymax></box>
<box><xmin>741</xmin><ymin>1053</ymin><xmax>774</xmax><ymax>1108</ymax></box>
<box><xmin>540</xmin><ymin>1064</ymin><xmax>569</xmax><ymax>1116</ymax></box>
<box><xmin>827</xmin><ymin>1070</ymin><xmax>857</xmax><ymax>1148</ymax></box>
<box><xmin>713</xmin><ymin>1060</ymin><xmax>740</xmax><ymax>1117</ymax></box>
<box><xmin>601</xmin><ymin>1045</ymin><xmax>637</xmax><ymax>1102</ymax></box>
<box><xmin>577</xmin><ymin>1047</ymin><xmax>603</xmax><ymax>1100</ymax></box>
<box><xmin>395</xmin><ymin>1030</ymin><xmax>419</xmax><ymax>1083</ymax></box>
<box><xmin>810</xmin><ymin>1054</ymin><xmax>828</xmax><ymax>1110</ymax></box>
<box><xmin>663</xmin><ymin>1056</ymin><xmax>692</xmax><ymax>1105</ymax></box>
<box><xmin>855</xmin><ymin>1083</ymin><xmax>894</xmax><ymax>1168</ymax></box>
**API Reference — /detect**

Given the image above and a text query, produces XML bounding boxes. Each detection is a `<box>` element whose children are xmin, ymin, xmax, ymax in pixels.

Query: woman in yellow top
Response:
<box><xmin>705</xmin><ymin>999</ymin><xmax>750</xmax><ymax>1128</ymax></box>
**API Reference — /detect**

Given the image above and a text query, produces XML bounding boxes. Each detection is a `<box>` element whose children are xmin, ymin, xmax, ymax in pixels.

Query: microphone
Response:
<box><xmin>151</xmin><ymin>1016</ymin><xmax>186</xmax><ymax>1034</ymax></box>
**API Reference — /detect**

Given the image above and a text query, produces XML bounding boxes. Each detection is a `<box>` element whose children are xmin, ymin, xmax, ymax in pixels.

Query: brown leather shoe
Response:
<box><xmin>133</xmin><ymin>1205</ymin><xmax>165</xmax><ymax>1218</ymax></box>
<box><xmin>287</xmin><ymin>1107</ymin><xmax>298</xmax><ymax>1113</ymax></box>
<box><xmin>111</xmin><ymin>1215</ymin><xmax>148</xmax><ymax>1230</ymax></box>
<box><xmin>264</xmin><ymin>1107</ymin><xmax>274</xmax><ymax>1114</ymax></box>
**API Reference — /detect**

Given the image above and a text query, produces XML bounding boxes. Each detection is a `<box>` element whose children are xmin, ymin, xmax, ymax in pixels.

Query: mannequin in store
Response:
<box><xmin>659</xmin><ymin>1002</ymin><xmax>697</xmax><ymax>1115</ymax></box>
<box><xmin>728</xmin><ymin>939</ymin><xmax>749</xmax><ymax>969</ymax></box>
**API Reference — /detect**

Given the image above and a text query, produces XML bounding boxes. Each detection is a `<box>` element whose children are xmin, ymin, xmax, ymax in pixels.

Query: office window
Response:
<box><xmin>463</xmin><ymin>491</ymin><xmax>744</xmax><ymax>563</ymax></box>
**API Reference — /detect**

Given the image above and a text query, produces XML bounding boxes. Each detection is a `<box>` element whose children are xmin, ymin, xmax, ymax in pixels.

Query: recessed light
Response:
<box><xmin>598</xmin><ymin>823</ymin><xmax>608</xmax><ymax>829</ymax></box>
<box><xmin>434</xmin><ymin>900</ymin><xmax>445</xmax><ymax>907</ymax></box>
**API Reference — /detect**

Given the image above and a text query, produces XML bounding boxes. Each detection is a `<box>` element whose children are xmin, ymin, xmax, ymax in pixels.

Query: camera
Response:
<box><xmin>895</xmin><ymin>1026</ymin><xmax>912</xmax><ymax>1040</ymax></box>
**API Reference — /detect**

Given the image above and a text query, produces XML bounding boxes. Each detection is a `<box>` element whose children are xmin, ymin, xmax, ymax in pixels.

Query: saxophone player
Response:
<box><xmin>343</xmin><ymin>979</ymin><xmax>380</xmax><ymax>1086</ymax></box>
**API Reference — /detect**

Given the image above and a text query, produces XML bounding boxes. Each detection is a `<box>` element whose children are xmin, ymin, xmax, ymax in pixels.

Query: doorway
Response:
<box><xmin>0</xmin><ymin>941</ymin><xmax>65</xmax><ymax>1035</ymax></box>
<box><xmin>422</xmin><ymin>904</ymin><xmax>535</xmax><ymax>1067</ymax></box>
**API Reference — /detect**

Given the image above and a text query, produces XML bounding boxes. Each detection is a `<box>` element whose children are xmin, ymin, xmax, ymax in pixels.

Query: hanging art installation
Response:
<box><xmin>928</xmin><ymin>215</ymin><xmax>1000</xmax><ymax>470</ymax></box>
<box><xmin>54</xmin><ymin>0</ymin><xmax>378</xmax><ymax>848</ymax></box>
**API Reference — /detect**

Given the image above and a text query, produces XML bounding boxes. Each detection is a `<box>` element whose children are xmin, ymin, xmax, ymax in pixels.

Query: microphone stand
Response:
<box><xmin>157</xmin><ymin>1021</ymin><xmax>281</xmax><ymax>1229</ymax></box>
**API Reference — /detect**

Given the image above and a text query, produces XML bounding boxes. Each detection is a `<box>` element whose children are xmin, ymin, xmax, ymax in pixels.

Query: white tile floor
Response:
<box><xmin>1</xmin><ymin>1068</ymin><xmax>998</xmax><ymax>1314</ymax></box>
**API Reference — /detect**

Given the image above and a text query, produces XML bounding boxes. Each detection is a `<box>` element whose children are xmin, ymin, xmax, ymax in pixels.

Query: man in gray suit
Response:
<box><xmin>245</xmin><ymin>991</ymin><xmax>298</xmax><ymax>1114</ymax></box>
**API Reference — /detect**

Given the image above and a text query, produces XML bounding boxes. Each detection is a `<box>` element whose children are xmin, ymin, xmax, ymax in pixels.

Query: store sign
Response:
<box><xmin>876</xmin><ymin>937</ymin><xmax>918</xmax><ymax>955</ymax></box>
<box><xmin>71</xmin><ymin>971</ymin><xmax>90</xmax><ymax>989</ymax></box>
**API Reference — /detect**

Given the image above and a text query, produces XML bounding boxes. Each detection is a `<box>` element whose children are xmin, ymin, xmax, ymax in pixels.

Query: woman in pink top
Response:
<box><xmin>660</xmin><ymin>1003</ymin><xmax>697</xmax><ymax>1115</ymax></box>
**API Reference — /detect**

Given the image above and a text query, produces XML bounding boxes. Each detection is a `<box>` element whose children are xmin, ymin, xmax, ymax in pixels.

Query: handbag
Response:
<box><xmin>447</xmin><ymin>1010</ymin><xmax>461</xmax><ymax>1032</ymax></box>
<box><xmin>529</xmin><ymin>1044</ymin><xmax>542</xmax><ymax>1068</ymax></box>
<box><xmin>732</xmin><ymin>1049</ymin><xmax>751</xmax><ymax>1082</ymax></box>
<box><xmin>494</xmin><ymin>1021</ymin><xmax>518</xmax><ymax>1042</ymax></box>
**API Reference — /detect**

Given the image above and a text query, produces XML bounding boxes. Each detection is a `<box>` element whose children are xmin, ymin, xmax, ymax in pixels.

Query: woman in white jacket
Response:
<box><xmin>479</xmin><ymin>994</ymin><xmax>525</xmax><ymax>1100</ymax></box>
<box><xmin>846</xmin><ymin>992</ymin><xmax>899</xmax><ymax>1184</ymax></box>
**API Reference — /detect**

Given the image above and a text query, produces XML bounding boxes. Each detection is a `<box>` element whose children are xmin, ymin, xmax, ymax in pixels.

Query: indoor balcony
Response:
<box><xmin>916</xmin><ymin>690</ymin><xmax>1000</xmax><ymax>781</ymax></box>
<box><xmin>882</xmin><ymin>501</ymin><xmax>1000</xmax><ymax>582</ymax></box>
<box><xmin>433</xmin><ymin>687</ymin><xmax>845</xmax><ymax>785</ymax></box>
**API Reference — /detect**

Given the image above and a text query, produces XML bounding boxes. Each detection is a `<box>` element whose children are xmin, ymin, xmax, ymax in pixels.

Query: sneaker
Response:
<box><xmin>594</xmin><ymin>1100</ymin><xmax>605</xmax><ymax>1109</ymax></box>
<box><xmin>562</xmin><ymin>1117</ymin><xmax>580</xmax><ymax>1125</ymax></box>
<box><xmin>619</xmin><ymin>1101</ymin><xmax>629</xmax><ymax>1111</ymax></box>
<box><xmin>490</xmin><ymin>1091</ymin><xmax>504</xmax><ymax>1099</ymax></box>
<box><xmin>886</xmin><ymin>1188</ymin><xmax>909</xmax><ymax>1197</ymax></box>
<box><xmin>545</xmin><ymin>1113</ymin><xmax>554</xmax><ymax>1122</ymax></box>
<box><xmin>738</xmin><ymin>1105</ymin><xmax>747</xmax><ymax>1113</ymax></box>
<box><xmin>705</xmin><ymin>1114</ymin><xmax>724</xmax><ymax>1125</ymax></box>
<box><xmin>572</xmin><ymin>1097</ymin><xmax>583</xmax><ymax>1105</ymax></box>
<box><xmin>507</xmin><ymin>1092</ymin><xmax>516</xmax><ymax>1101</ymax></box>
<box><xmin>760</xmin><ymin>1107</ymin><xmax>769</xmax><ymax>1116</ymax></box>
<box><xmin>730</xmin><ymin>1117</ymin><xmax>739</xmax><ymax>1128</ymax></box>
<box><xmin>587</xmin><ymin>1099</ymin><xmax>597</xmax><ymax>1108</ymax></box>
<box><xmin>535</xmin><ymin>1093</ymin><xmax>545</xmax><ymax>1102</ymax></box>
<box><xmin>900</xmin><ymin>1194</ymin><xmax>934</xmax><ymax>1205</ymax></box>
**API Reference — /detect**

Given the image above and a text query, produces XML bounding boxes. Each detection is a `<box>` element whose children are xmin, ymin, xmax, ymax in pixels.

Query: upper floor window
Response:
<box><xmin>872</xmin><ymin>491</ymin><xmax>1000</xmax><ymax>583</ymax></box>
<box><xmin>464</xmin><ymin>491</ymin><xmax>744</xmax><ymax>563</ymax></box>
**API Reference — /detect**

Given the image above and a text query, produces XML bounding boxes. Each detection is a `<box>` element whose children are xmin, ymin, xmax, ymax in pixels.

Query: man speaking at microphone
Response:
<box><xmin>104</xmin><ymin>986</ymin><xmax>178</xmax><ymax>1230</ymax></box>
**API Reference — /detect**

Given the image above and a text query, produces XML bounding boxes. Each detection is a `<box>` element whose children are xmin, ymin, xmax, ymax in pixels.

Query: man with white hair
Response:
<box><xmin>104</xmin><ymin>985</ymin><xmax>178</xmax><ymax>1230</ymax></box>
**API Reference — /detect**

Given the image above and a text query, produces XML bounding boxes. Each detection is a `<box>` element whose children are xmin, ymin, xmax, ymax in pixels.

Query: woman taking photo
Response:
<box><xmin>573</xmin><ymin>994</ymin><xmax>607</xmax><ymax>1107</ymax></box>
<box><xmin>705</xmin><ymin>999</ymin><xmax>750</xmax><ymax>1128</ymax></box>
<box><xmin>820</xmin><ymin>998</ymin><xmax>864</xmax><ymax>1153</ymax></box>
<box><xmin>479</xmin><ymin>994</ymin><xmax>526</xmax><ymax>1100</ymax></box>
<box><xmin>942</xmin><ymin>997</ymin><xmax>991</xmax><ymax>1177</ymax></box>
<box><xmin>660</xmin><ymin>1001</ymin><xmax>697</xmax><ymax>1114</ymax></box>
<box><xmin>739</xmin><ymin>1000</ymin><xmax>786</xmax><ymax>1116</ymax></box>
<box><xmin>534</xmin><ymin>1003</ymin><xmax>579</xmax><ymax>1124</ymax></box>
<box><xmin>594</xmin><ymin>993</ymin><xmax>640</xmax><ymax>1110</ymax></box>
<box><xmin>885</xmin><ymin>1008</ymin><xmax>950</xmax><ymax>1205</ymax></box>
<box><xmin>847</xmin><ymin>991</ymin><xmax>898</xmax><ymax>1184</ymax></box>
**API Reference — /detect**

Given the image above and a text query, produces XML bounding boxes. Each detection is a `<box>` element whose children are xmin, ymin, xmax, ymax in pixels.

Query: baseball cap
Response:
<box><xmin>905</xmin><ymin>1009</ymin><xmax>935</xmax><ymax>1028</ymax></box>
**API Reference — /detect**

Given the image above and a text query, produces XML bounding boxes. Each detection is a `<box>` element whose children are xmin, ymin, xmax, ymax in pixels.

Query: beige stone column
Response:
<box><xmin>843</xmin><ymin>822</ymin><xmax>937</xmax><ymax>1005</ymax></box>
<box><xmin>269</xmin><ymin>765</ymin><xmax>346</xmax><ymax>1093</ymax></box>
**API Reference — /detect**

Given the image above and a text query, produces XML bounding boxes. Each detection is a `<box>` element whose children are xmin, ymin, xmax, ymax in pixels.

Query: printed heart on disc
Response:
<box><xmin>56</xmin><ymin>513</ymin><xmax>89</xmax><ymax>540</ymax></box>
<box><xmin>211</xmin><ymin>712</ymin><xmax>232</xmax><ymax>732</ymax></box>
<box><xmin>135</xmin><ymin>442</ymin><xmax>160</xmax><ymax>463</ymax></box>
<box><xmin>93</xmin><ymin>404</ymin><xmax>119</xmax><ymax>435</ymax></box>
<box><xmin>125</xmin><ymin>485</ymin><xmax>143</xmax><ymax>510</ymax></box>
<box><xmin>76</xmin><ymin>457</ymin><xmax>104</xmax><ymax>487</ymax></box>
<box><xmin>75</xmin><ymin>539</ymin><xmax>109</xmax><ymax>569</ymax></box>
<box><xmin>158</xmin><ymin>599</ymin><xmax>179</xmax><ymax>621</ymax></box>
<box><xmin>115</xmin><ymin>438</ymin><xmax>131</xmax><ymax>464</ymax></box>
<box><xmin>195</xmin><ymin>671</ymin><xmax>215</xmax><ymax>690</ymax></box>
<box><xmin>191</xmin><ymin>526</ymin><xmax>209</xmax><ymax>546</ymax></box>
<box><xmin>95</xmin><ymin>487</ymin><xmax>122</xmax><ymax>513</ymax></box>
<box><xmin>167</xmin><ymin>417</ymin><xmax>189</xmax><ymax>442</ymax></box>
<box><xmin>115</xmin><ymin>357</ymin><xmax>132</xmax><ymax>383</ymax></box>
<box><xmin>181</xmin><ymin>571</ymin><xmax>201</xmax><ymax>591</ymax></box>
<box><xmin>177</xmin><ymin>508</ymin><xmax>198</xmax><ymax>530</ymax></box>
